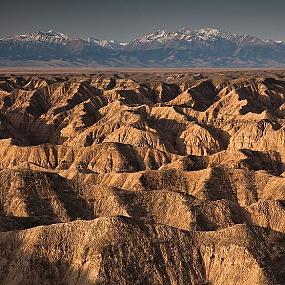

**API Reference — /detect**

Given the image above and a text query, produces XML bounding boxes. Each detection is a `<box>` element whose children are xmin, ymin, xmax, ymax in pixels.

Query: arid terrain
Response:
<box><xmin>0</xmin><ymin>69</ymin><xmax>285</xmax><ymax>284</ymax></box>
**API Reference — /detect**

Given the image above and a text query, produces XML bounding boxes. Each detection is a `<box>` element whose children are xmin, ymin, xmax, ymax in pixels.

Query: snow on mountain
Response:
<box><xmin>127</xmin><ymin>28</ymin><xmax>222</xmax><ymax>49</ymax></box>
<box><xmin>88</xmin><ymin>38</ymin><xmax>126</xmax><ymax>49</ymax></box>
<box><xmin>1</xmin><ymin>28</ymin><xmax>282</xmax><ymax>49</ymax></box>
<box><xmin>1</xmin><ymin>30</ymin><xmax>127</xmax><ymax>49</ymax></box>
<box><xmin>125</xmin><ymin>27</ymin><xmax>283</xmax><ymax>50</ymax></box>
<box><xmin>2</xmin><ymin>30</ymin><xmax>74</xmax><ymax>45</ymax></box>
<box><xmin>126</xmin><ymin>28</ymin><xmax>245</xmax><ymax>49</ymax></box>
<box><xmin>0</xmin><ymin>28</ymin><xmax>285</xmax><ymax>67</ymax></box>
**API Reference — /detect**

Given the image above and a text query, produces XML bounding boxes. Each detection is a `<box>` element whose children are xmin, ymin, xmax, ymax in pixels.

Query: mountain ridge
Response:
<box><xmin>0</xmin><ymin>70</ymin><xmax>285</xmax><ymax>284</ymax></box>
<box><xmin>1</xmin><ymin>28</ymin><xmax>285</xmax><ymax>67</ymax></box>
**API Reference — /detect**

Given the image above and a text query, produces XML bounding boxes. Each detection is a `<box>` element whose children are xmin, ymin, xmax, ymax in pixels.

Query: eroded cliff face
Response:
<box><xmin>0</xmin><ymin>71</ymin><xmax>285</xmax><ymax>284</ymax></box>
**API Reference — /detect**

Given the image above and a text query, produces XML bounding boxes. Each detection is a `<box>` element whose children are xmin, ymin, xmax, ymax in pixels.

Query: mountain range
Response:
<box><xmin>1</xmin><ymin>28</ymin><xmax>285</xmax><ymax>67</ymax></box>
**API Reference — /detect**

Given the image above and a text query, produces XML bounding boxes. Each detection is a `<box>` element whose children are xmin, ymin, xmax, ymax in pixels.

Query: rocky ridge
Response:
<box><xmin>0</xmin><ymin>70</ymin><xmax>285</xmax><ymax>284</ymax></box>
<box><xmin>1</xmin><ymin>28</ymin><xmax>285</xmax><ymax>67</ymax></box>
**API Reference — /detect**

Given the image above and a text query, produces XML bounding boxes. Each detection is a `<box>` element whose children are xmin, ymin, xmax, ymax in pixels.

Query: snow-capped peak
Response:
<box><xmin>140</xmin><ymin>29</ymin><xmax>170</xmax><ymax>42</ymax></box>
<box><xmin>195</xmin><ymin>27</ymin><xmax>240</xmax><ymax>41</ymax></box>
<box><xmin>2</xmin><ymin>30</ymin><xmax>73</xmax><ymax>43</ymax></box>
<box><xmin>150</xmin><ymin>30</ymin><xmax>168</xmax><ymax>38</ymax></box>
<box><xmin>198</xmin><ymin>27</ymin><xmax>224</xmax><ymax>36</ymax></box>
<box><xmin>34</xmin><ymin>30</ymin><xmax>70</xmax><ymax>39</ymax></box>
<box><xmin>1</xmin><ymin>27</ymin><xmax>284</xmax><ymax>50</ymax></box>
<box><xmin>88</xmin><ymin>38</ymin><xmax>126</xmax><ymax>49</ymax></box>
<box><xmin>126</xmin><ymin>27</ymin><xmax>242</xmax><ymax>48</ymax></box>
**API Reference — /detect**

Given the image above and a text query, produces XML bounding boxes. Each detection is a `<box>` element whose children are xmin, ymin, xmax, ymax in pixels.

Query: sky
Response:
<box><xmin>0</xmin><ymin>0</ymin><xmax>284</xmax><ymax>41</ymax></box>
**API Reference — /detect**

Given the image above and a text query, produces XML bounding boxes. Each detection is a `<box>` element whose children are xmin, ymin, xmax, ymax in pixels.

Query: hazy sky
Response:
<box><xmin>1</xmin><ymin>0</ymin><xmax>284</xmax><ymax>41</ymax></box>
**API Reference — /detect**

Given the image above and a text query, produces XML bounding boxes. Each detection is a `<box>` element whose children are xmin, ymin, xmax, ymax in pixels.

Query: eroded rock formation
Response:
<box><xmin>0</xmin><ymin>71</ymin><xmax>285</xmax><ymax>284</ymax></box>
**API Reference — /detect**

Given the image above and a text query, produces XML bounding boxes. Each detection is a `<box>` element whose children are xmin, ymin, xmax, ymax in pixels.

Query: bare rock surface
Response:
<box><xmin>0</xmin><ymin>70</ymin><xmax>285</xmax><ymax>284</ymax></box>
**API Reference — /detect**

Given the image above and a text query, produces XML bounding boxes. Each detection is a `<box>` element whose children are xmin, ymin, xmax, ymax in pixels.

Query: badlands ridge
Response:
<box><xmin>0</xmin><ymin>70</ymin><xmax>285</xmax><ymax>284</ymax></box>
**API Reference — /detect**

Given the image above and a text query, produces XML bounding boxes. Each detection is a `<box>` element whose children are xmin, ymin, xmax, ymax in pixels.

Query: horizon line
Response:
<box><xmin>1</xmin><ymin>26</ymin><xmax>284</xmax><ymax>43</ymax></box>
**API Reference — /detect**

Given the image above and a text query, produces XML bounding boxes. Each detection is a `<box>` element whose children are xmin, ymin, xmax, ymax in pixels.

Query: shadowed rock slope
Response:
<box><xmin>0</xmin><ymin>71</ymin><xmax>285</xmax><ymax>284</ymax></box>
